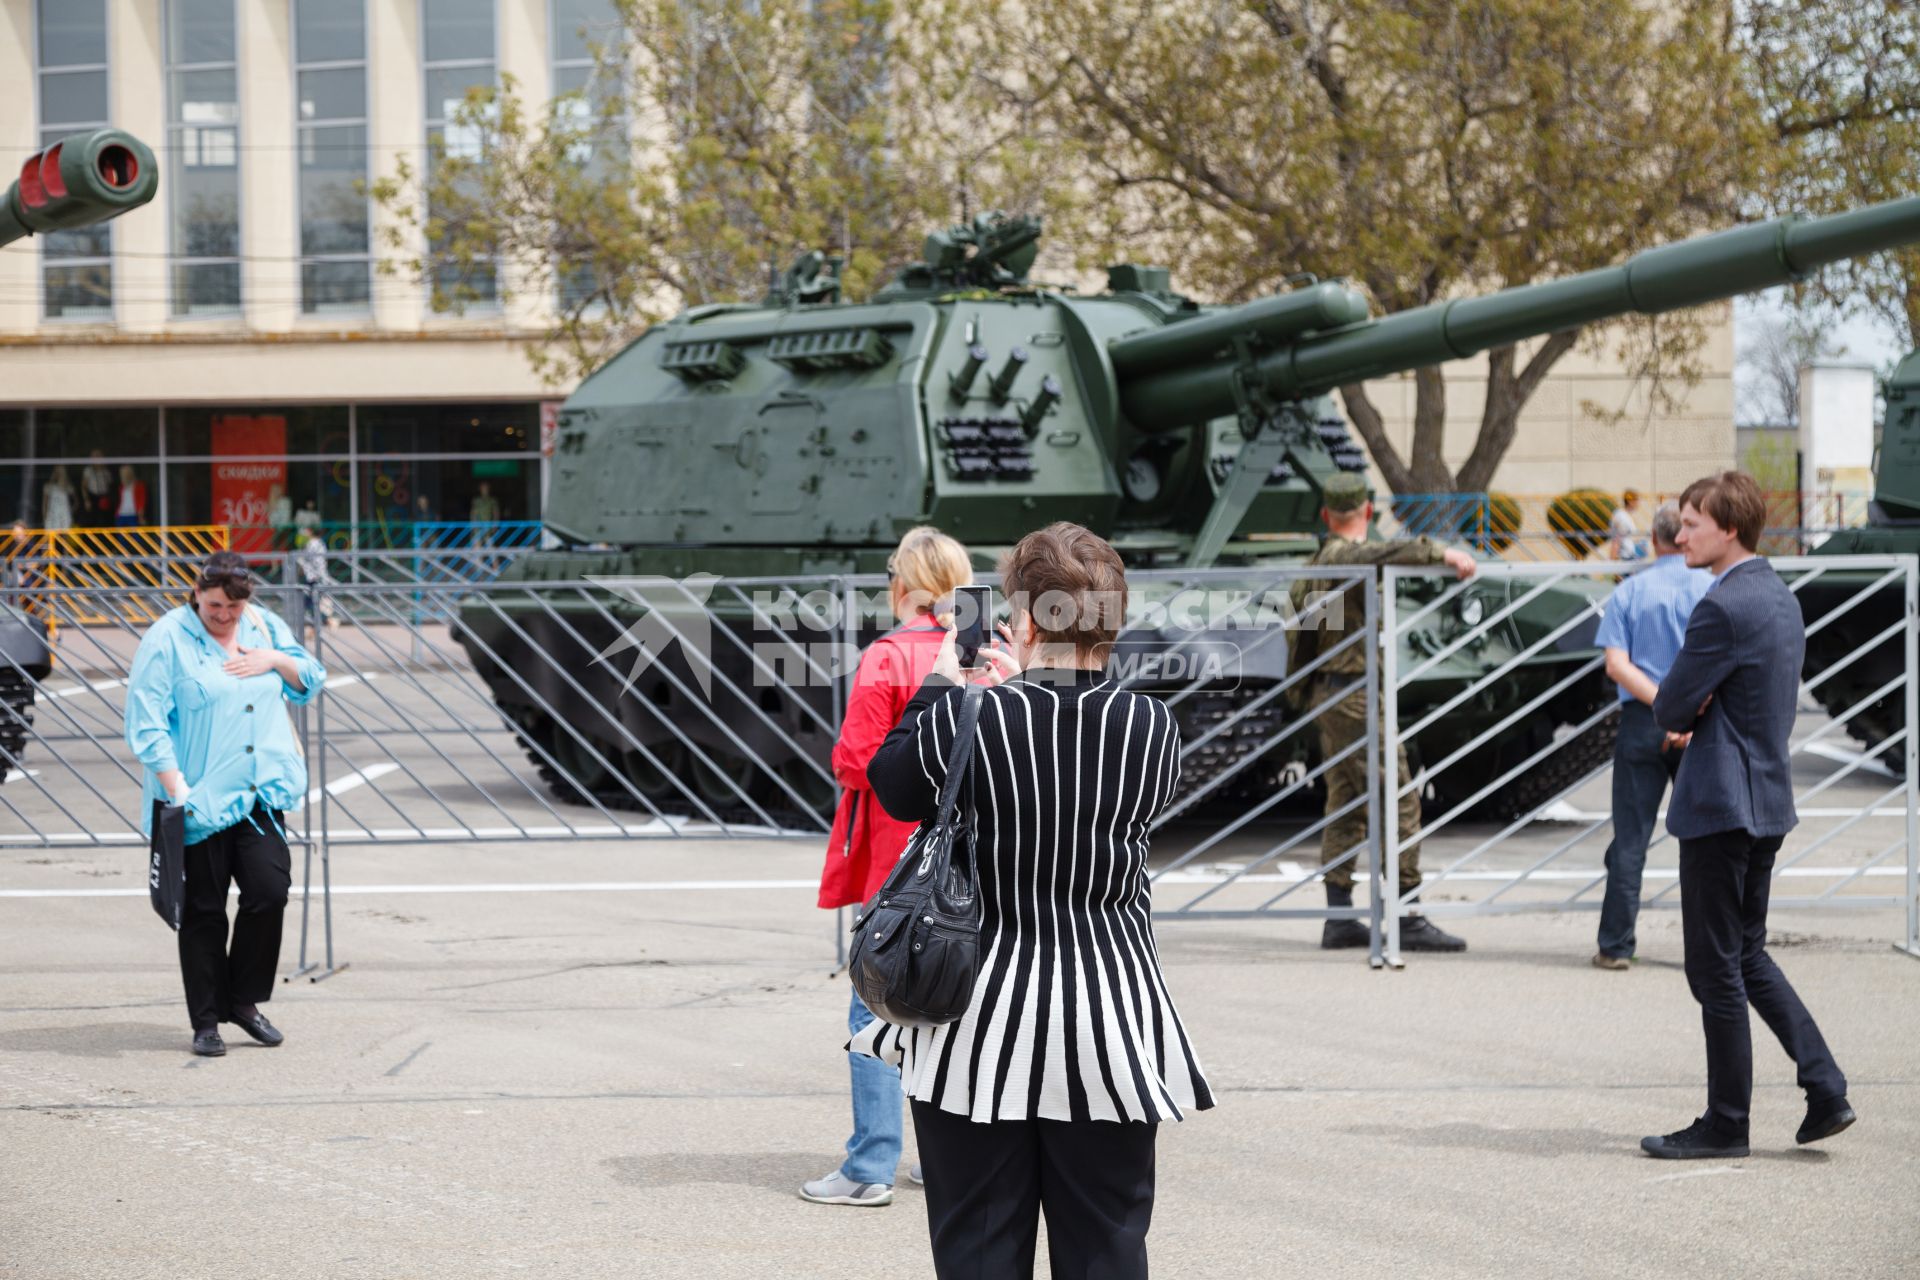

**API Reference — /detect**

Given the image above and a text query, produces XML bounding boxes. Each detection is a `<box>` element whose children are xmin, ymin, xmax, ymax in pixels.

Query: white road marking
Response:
<box><xmin>0</xmin><ymin>866</ymin><xmax>1905</xmax><ymax>899</ymax></box>
<box><xmin>305</xmin><ymin>761</ymin><xmax>402</xmax><ymax>804</ymax></box>
<box><xmin>1540</xmin><ymin>805</ymin><xmax>1912</xmax><ymax>822</ymax></box>
<box><xmin>44</xmin><ymin>679</ymin><xmax>124</xmax><ymax>699</ymax></box>
<box><xmin>1802</xmin><ymin>741</ymin><xmax>1901</xmax><ymax>779</ymax></box>
<box><xmin>323</xmin><ymin>673</ymin><xmax>381</xmax><ymax>691</ymax></box>
<box><xmin>1647</xmin><ymin>1165</ymin><xmax>1748</xmax><ymax>1184</ymax></box>
<box><xmin>1</xmin><ymin>768</ymin><xmax>41</xmax><ymax>784</ymax></box>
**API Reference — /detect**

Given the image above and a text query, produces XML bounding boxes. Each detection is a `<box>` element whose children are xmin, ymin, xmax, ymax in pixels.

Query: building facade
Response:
<box><xmin>0</xmin><ymin>0</ymin><xmax>1735</xmax><ymax>540</ymax></box>
<box><xmin>0</xmin><ymin>0</ymin><xmax>618</xmax><ymax>536</ymax></box>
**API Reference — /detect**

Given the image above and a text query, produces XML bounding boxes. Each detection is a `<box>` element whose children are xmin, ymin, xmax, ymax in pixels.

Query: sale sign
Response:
<box><xmin>211</xmin><ymin>415</ymin><xmax>288</xmax><ymax>555</ymax></box>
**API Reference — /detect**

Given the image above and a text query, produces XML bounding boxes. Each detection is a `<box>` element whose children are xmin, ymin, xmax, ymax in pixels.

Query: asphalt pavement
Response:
<box><xmin>1</xmin><ymin>835</ymin><xmax>1916</xmax><ymax>1279</ymax></box>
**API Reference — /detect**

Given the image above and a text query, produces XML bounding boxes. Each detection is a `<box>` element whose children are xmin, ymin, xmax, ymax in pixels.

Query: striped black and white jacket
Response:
<box><xmin>850</xmin><ymin>667</ymin><xmax>1214</xmax><ymax>1125</ymax></box>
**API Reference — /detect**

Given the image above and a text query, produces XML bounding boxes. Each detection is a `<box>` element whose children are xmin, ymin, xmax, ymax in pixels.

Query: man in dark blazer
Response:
<box><xmin>1642</xmin><ymin>471</ymin><xmax>1853</xmax><ymax>1159</ymax></box>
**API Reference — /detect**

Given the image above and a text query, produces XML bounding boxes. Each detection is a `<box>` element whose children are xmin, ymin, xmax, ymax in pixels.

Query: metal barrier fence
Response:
<box><xmin>222</xmin><ymin>520</ymin><xmax>548</xmax><ymax>555</ymax></box>
<box><xmin>1382</xmin><ymin>555</ymin><xmax>1920</xmax><ymax>966</ymax></box>
<box><xmin>2</xmin><ymin>558</ymin><xmax>1913</xmax><ymax>976</ymax></box>
<box><xmin>1385</xmin><ymin>490</ymin><xmax>1877</xmax><ymax>560</ymax></box>
<box><xmin>2</xmin><ymin>526</ymin><xmax>233</xmax><ymax>624</ymax></box>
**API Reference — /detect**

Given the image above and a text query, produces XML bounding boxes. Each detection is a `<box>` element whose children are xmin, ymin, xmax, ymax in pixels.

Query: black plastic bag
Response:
<box><xmin>148</xmin><ymin>799</ymin><xmax>187</xmax><ymax>931</ymax></box>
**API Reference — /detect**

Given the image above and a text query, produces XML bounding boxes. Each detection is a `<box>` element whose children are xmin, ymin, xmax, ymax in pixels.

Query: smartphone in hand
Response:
<box><xmin>953</xmin><ymin>584</ymin><xmax>994</xmax><ymax>668</ymax></box>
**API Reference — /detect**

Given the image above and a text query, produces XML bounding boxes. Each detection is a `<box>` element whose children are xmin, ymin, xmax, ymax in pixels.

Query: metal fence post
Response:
<box><xmin>1901</xmin><ymin>556</ymin><xmax>1919</xmax><ymax>961</ymax></box>
<box><xmin>832</xmin><ymin>574</ymin><xmax>854</xmax><ymax>972</ymax></box>
<box><xmin>1380</xmin><ymin>569</ymin><xmax>1404</xmax><ymax>968</ymax></box>
<box><xmin>1364</xmin><ymin>571</ymin><xmax>1385</xmax><ymax>969</ymax></box>
<box><xmin>311</xmin><ymin>582</ymin><xmax>345</xmax><ymax>981</ymax></box>
<box><xmin>286</xmin><ymin>573</ymin><xmax>318</xmax><ymax>983</ymax></box>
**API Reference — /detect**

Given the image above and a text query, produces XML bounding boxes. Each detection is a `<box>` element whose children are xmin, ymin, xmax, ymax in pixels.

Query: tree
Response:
<box><xmin>371</xmin><ymin>0</ymin><xmax>1058</xmax><ymax>385</ymax></box>
<box><xmin>1734</xmin><ymin>307</ymin><xmax>1844</xmax><ymax>428</ymax></box>
<box><xmin>994</xmin><ymin>0</ymin><xmax>1767</xmax><ymax>494</ymax></box>
<box><xmin>1745</xmin><ymin>0</ymin><xmax>1920</xmax><ymax>348</ymax></box>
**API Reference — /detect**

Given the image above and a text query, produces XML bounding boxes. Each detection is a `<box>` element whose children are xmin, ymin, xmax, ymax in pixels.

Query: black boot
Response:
<box><xmin>1320</xmin><ymin>884</ymin><xmax>1370</xmax><ymax>950</ymax></box>
<box><xmin>1399</xmin><ymin>895</ymin><xmax>1467</xmax><ymax>952</ymax></box>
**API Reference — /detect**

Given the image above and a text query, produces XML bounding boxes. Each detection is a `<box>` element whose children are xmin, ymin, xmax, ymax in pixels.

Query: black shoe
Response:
<box><xmin>1399</xmin><ymin>914</ymin><xmax>1467</xmax><ymax>952</ymax></box>
<box><xmin>1796</xmin><ymin>1096</ymin><xmax>1856</xmax><ymax>1145</ymax></box>
<box><xmin>1321</xmin><ymin>919</ymin><xmax>1370</xmax><ymax>949</ymax></box>
<box><xmin>228</xmin><ymin>1009</ymin><xmax>284</xmax><ymax>1047</ymax></box>
<box><xmin>1641</xmin><ymin>1116</ymin><xmax>1748</xmax><ymax>1160</ymax></box>
<box><xmin>192</xmin><ymin>1028</ymin><xmax>226</xmax><ymax>1057</ymax></box>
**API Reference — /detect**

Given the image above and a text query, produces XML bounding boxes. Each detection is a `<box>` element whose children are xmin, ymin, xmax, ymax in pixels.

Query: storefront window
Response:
<box><xmin>164</xmin><ymin>405</ymin><xmax>349</xmax><ymax>457</ymax></box>
<box><xmin>165</xmin><ymin>458</ymin><xmax>345</xmax><ymax>541</ymax></box>
<box><xmin>0</xmin><ymin>408</ymin><xmax>163</xmax><ymax>461</ymax></box>
<box><xmin>359</xmin><ymin>457</ymin><xmax>535</xmax><ymax>531</ymax></box>
<box><xmin>5</xmin><ymin>402</ymin><xmax>542</xmax><ymax>534</ymax></box>
<box><xmin>357</xmin><ymin>402</ymin><xmax>537</xmax><ymax>454</ymax></box>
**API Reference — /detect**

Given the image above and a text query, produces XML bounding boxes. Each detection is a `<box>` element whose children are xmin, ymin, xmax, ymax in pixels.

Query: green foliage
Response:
<box><xmin>1005</xmin><ymin>0</ymin><xmax>1767</xmax><ymax>494</ymax></box>
<box><xmin>1745</xmin><ymin>0</ymin><xmax>1920</xmax><ymax>348</ymax></box>
<box><xmin>370</xmin><ymin>0</ymin><xmax>1058</xmax><ymax>385</ymax></box>
<box><xmin>1547</xmin><ymin>488</ymin><xmax>1618</xmax><ymax>560</ymax></box>
<box><xmin>1740</xmin><ymin>429</ymin><xmax>1800</xmax><ymax>493</ymax></box>
<box><xmin>1476</xmin><ymin>492</ymin><xmax>1523</xmax><ymax>553</ymax></box>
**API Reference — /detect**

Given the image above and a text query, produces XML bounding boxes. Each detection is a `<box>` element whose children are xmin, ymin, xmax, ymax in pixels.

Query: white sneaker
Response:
<box><xmin>908</xmin><ymin>1163</ymin><xmax>924</xmax><ymax>1186</ymax></box>
<box><xmin>798</xmin><ymin>1170</ymin><xmax>894</xmax><ymax>1207</ymax></box>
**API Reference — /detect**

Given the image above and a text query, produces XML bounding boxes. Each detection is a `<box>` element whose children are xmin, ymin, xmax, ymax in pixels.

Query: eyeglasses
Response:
<box><xmin>194</xmin><ymin>569</ymin><xmax>254</xmax><ymax>600</ymax></box>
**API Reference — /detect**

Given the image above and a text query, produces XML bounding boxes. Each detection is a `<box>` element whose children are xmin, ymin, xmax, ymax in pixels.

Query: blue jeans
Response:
<box><xmin>843</xmin><ymin>988</ymin><xmax>904</xmax><ymax>1185</ymax></box>
<box><xmin>1597</xmin><ymin>701</ymin><xmax>1681</xmax><ymax>958</ymax></box>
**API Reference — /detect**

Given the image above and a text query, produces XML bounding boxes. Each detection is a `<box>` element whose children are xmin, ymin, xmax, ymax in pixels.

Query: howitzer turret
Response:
<box><xmin>462</xmin><ymin>198</ymin><xmax>1920</xmax><ymax>824</ymax></box>
<box><xmin>1</xmin><ymin>129</ymin><xmax>157</xmax><ymax>248</ymax></box>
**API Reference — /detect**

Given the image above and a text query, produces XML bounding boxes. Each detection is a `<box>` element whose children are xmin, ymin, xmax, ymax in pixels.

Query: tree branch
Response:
<box><xmin>1338</xmin><ymin>382</ymin><xmax>1414</xmax><ymax>493</ymax></box>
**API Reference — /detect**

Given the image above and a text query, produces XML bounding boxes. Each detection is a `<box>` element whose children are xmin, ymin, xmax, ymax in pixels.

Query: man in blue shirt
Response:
<box><xmin>1591</xmin><ymin>501</ymin><xmax>1712</xmax><ymax>968</ymax></box>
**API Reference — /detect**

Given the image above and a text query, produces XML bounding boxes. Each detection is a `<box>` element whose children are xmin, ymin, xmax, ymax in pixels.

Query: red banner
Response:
<box><xmin>211</xmin><ymin>415</ymin><xmax>288</xmax><ymax>555</ymax></box>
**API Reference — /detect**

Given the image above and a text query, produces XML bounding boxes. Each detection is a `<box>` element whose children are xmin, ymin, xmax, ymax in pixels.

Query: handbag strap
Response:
<box><xmin>931</xmin><ymin>682</ymin><xmax>987</xmax><ymax>828</ymax></box>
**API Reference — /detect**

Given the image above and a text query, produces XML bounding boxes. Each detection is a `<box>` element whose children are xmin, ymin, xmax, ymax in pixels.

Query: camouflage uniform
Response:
<box><xmin>1289</xmin><ymin>524</ymin><xmax>1450</xmax><ymax>896</ymax></box>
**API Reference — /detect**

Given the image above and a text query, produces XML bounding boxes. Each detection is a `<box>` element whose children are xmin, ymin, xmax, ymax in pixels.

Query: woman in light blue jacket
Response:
<box><xmin>125</xmin><ymin>551</ymin><xmax>326</xmax><ymax>1057</ymax></box>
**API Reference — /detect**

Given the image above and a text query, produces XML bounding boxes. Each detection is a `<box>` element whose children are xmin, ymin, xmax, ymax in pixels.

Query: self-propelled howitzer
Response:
<box><xmin>466</xmin><ymin>198</ymin><xmax>1920</xmax><ymax>823</ymax></box>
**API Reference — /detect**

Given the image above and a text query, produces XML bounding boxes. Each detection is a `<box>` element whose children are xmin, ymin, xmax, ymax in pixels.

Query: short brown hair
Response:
<box><xmin>195</xmin><ymin>549</ymin><xmax>254</xmax><ymax>600</ymax></box>
<box><xmin>999</xmin><ymin>522</ymin><xmax>1127</xmax><ymax>661</ymax></box>
<box><xmin>1678</xmin><ymin>470</ymin><xmax>1767</xmax><ymax>551</ymax></box>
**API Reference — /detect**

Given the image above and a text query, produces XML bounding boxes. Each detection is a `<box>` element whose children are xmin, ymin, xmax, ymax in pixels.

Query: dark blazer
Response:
<box><xmin>1653</xmin><ymin>558</ymin><xmax>1803</xmax><ymax>839</ymax></box>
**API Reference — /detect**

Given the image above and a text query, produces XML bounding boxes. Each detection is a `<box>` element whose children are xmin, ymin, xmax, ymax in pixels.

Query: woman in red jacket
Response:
<box><xmin>801</xmin><ymin>525</ymin><xmax>972</xmax><ymax>1208</ymax></box>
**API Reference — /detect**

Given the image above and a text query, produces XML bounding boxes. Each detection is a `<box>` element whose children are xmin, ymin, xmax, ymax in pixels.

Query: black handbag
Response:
<box><xmin>148</xmin><ymin>799</ymin><xmax>187</xmax><ymax>931</ymax></box>
<box><xmin>848</xmin><ymin>682</ymin><xmax>986</xmax><ymax>1029</ymax></box>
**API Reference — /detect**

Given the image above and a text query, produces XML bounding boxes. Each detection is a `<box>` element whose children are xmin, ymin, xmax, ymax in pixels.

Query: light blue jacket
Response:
<box><xmin>124</xmin><ymin>603</ymin><xmax>326</xmax><ymax>844</ymax></box>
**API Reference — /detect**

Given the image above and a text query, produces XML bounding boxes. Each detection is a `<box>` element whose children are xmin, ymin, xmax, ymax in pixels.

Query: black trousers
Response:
<box><xmin>1678</xmin><ymin>828</ymin><xmax>1847</xmax><ymax>1132</ymax></box>
<box><xmin>178</xmin><ymin>806</ymin><xmax>290</xmax><ymax>1031</ymax></box>
<box><xmin>912</xmin><ymin>1100</ymin><xmax>1156</xmax><ymax>1280</ymax></box>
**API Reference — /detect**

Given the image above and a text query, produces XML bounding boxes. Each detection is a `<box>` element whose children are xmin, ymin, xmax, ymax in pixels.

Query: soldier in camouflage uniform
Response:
<box><xmin>1288</xmin><ymin>472</ymin><xmax>1474</xmax><ymax>952</ymax></box>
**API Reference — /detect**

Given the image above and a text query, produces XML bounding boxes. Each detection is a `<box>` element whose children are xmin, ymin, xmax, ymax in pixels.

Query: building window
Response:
<box><xmin>35</xmin><ymin>0</ymin><xmax>112</xmax><ymax>321</ymax></box>
<box><xmin>550</xmin><ymin>0</ymin><xmax>621</xmax><ymax>310</ymax></box>
<box><xmin>293</xmin><ymin>0</ymin><xmax>371</xmax><ymax>313</ymax></box>
<box><xmin>422</xmin><ymin>0</ymin><xmax>498</xmax><ymax>304</ymax></box>
<box><xmin>165</xmin><ymin>0</ymin><xmax>242</xmax><ymax>315</ymax></box>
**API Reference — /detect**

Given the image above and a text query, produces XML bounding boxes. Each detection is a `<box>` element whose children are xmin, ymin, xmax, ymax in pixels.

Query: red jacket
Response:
<box><xmin>817</xmin><ymin>620</ymin><xmax>949</xmax><ymax>909</ymax></box>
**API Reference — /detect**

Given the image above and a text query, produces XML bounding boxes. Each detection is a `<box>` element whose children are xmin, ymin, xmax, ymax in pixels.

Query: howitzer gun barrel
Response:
<box><xmin>1121</xmin><ymin>195</ymin><xmax>1920</xmax><ymax>426</ymax></box>
<box><xmin>0</xmin><ymin>129</ymin><xmax>158</xmax><ymax>250</ymax></box>
<box><xmin>1106</xmin><ymin>281</ymin><xmax>1371</xmax><ymax>379</ymax></box>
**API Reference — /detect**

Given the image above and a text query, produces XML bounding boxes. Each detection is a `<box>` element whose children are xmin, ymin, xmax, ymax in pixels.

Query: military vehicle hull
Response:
<box><xmin>0</xmin><ymin>606</ymin><xmax>53</xmax><ymax>774</ymax></box>
<box><xmin>458</xmin><ymin>549</ymin><xmax>1616</xmax><ymax>825</ymax></box>
<box><xmin>1798</xmin><ymin>532</ymin><xmax>1913</xmax><ymax>761</ymax></box>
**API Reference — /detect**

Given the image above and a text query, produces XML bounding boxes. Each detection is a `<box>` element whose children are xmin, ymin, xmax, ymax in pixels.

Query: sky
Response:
<box><xmin>1733</xmin><ymin>287</ymin><xmax>1908</xmax><ymax>427</ymax></box>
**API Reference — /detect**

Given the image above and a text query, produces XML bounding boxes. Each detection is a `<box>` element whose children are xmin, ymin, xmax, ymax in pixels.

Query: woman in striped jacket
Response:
<box><xmin>856</xmin><ymin>521</ymin><xmax>1213</xmax><ymax>1280</ymax></box>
